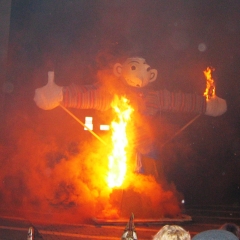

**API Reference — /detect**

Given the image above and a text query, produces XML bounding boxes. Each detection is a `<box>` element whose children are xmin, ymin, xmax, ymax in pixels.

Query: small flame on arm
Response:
<box><xmin>203</xmin><ymin>67</ymin><xmax>215</xmax><ymax>101</ymax></box>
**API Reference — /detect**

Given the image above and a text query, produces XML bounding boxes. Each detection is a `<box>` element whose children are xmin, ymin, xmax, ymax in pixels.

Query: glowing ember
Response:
<box><xmin>203</xmin><ymin>67</ymin><xmax>215</xmax><ymax>100</ymax></box>
<box><xmin>107</xmin><ymin>96</ymin><xmax>134</xmax><ymax>188</ymax></box>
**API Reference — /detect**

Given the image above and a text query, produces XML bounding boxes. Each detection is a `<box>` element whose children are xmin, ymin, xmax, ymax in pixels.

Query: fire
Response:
<box><xmin>107</xmin><ymin>96</ymin><xmax>134</xmax><ymax>188</ymax></box>
<box><xmin>203</xmin><ymin>67</ymin><xmax>215</xmax><ymax>100</ymax></box>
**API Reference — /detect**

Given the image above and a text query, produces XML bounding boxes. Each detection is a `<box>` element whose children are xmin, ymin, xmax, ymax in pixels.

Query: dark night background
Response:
<box><xmin>0</xmin><ymin>0</ymin><xmax>240</xmax><ymax>217</ymax></box>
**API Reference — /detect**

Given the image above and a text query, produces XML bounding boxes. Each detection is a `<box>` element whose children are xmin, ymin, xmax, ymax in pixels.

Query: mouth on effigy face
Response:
<box><xmin>125</xmin><ymin>77</ymin><xmax>143</xmax><ymax>87</ymax></box>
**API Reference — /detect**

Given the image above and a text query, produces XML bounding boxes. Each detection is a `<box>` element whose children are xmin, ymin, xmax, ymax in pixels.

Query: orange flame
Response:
<box><xmin>107</xmin><ymin>96</ymin><xmax>134</xmax><ymax>188</ymax></box>
<box><xmin>203</xmin><ymin>67</ymin><xmax>215</xmax><ymax>100</ymax></box>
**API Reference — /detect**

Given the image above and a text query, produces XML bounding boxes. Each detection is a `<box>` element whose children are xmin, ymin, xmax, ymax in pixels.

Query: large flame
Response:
<box><xmin>107</xmin><ymin>96</ymin><xmax>134</xmax><ymax>188</ymax></box>
<box><xmin>203</xmin><ymin>67</ymin><xmax>215</xmax><ymax>100</ymax></box>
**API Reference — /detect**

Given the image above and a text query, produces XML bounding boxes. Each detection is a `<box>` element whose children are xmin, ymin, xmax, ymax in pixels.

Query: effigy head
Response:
<box><xmin>113</xmin><ymin>57</ymin><xmax>158</xmax><ymax>88</ymax></box>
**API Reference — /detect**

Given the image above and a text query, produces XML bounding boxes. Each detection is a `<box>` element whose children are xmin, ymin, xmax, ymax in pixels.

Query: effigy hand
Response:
<box><xmin>205</xmin><ymin>95</ymin><xmax>227</xmax><ymax>117</ymax></box>
<box><xmin>34</xmin><ymin>71</ymin><xmax>63</xmax><ymax>110</ymax></box>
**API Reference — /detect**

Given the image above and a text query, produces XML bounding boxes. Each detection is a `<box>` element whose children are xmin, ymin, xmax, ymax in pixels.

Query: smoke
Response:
<box><xmin>119</xmin><ymin>173</ymin><xmax>182</xmax><ymax>219</ymax></box>
<box><xmin>0</xmin><ymin>91</ymin><xmax>183</xmax><ymax>224</ymax></box>
<box><xmin>0</xmin><ymin>99</ymin><xmax>111</xmax><ymax>223</ymax></box>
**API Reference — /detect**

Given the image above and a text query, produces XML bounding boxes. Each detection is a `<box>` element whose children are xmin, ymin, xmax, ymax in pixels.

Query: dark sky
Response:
<box><xmin>0</xmin><ymin>0</ymin><xmax>240</xmax><ymax>221</ymax></box>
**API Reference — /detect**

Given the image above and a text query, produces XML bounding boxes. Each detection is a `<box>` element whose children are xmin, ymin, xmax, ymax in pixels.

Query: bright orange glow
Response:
<box><xmin>107</xmin><ymin>96</ymin><xmax>134</xmax><ymax>188</ymax></box>
<box><xmin>203</xmin><ymin>67</ymin><xmax>215</xmax><ymax>100</ymax></box>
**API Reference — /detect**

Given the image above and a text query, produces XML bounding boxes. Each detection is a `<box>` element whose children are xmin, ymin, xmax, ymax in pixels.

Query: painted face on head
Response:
<box><xmin>113</xmin><ymin>57</ymin><xmax>158</xmax><ymax>88</ymax></box>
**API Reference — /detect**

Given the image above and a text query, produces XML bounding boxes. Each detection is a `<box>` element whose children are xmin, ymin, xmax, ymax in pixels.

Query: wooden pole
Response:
<box><xmin>59</xmin><ymin>104</ymin><xmax>107</xmax><ymax>146</ymax></box>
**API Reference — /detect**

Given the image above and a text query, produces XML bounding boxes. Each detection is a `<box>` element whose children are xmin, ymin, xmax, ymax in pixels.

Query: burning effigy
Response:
<box><xmin>31</xmin><ymin>52</ymin><xmax>227</xmax><ymax>222</ymax></box>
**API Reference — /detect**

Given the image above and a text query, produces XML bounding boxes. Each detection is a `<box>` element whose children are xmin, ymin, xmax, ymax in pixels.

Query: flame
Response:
<box><xmin>107</xmin><ymin>96</ymin><xmax>134</xmax><ymax>188</ymax></box>
<box><xmin>203</xmin><ymin>67</ymin><xmax>215</xmax><ymax>100</ymax></box>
